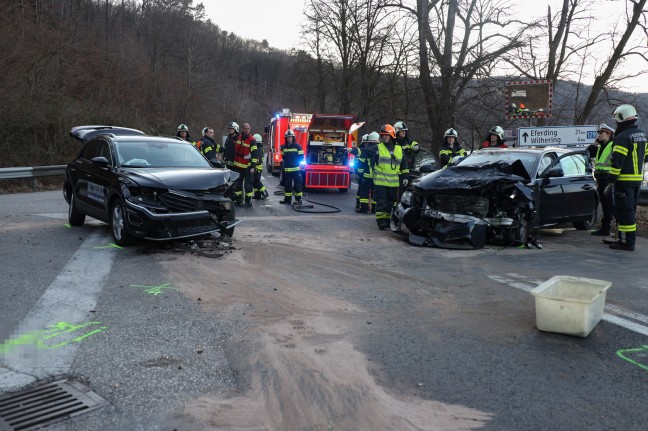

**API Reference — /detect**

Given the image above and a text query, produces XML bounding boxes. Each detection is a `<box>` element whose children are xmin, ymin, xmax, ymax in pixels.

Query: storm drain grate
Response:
<box><xmin>0</xmin><ymin>380</ymin><xmax>108</xmax><ymax>430</ymax></box>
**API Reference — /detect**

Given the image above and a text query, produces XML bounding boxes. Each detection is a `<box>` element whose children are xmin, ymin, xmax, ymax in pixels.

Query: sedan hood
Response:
<box><xmin>416</xmin><ymin>160</ymin><xmax>530</xmax><ymax>192</ymax></box>
<box><xmin>120</xmin><ymin>167</ymin><xmax>236</xmax><ymax>190</ymax></box>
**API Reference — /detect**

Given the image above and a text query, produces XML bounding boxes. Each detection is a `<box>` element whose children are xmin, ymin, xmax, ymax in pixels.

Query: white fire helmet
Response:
<box><xmin>489</xmin><ymin>126</ymin><xmax>504</xmax><ymax>140</ymax></box>
<box><xmin>612</xmin><ymin>104</ymin><xmax>637</xmax><ymax>123</ymax></box>
<box><xmin>394</xmin><ymin>121</ymin><xmax>408</xmax><ymax>133</ymax></box>
<box><xmin>444</xmin><ymin>128</ymin><xmax>458</xmax><ymax>138</ymax></box>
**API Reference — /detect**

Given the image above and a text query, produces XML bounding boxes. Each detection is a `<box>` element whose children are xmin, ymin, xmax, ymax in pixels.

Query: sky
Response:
<box><xmin>204</xmin><ymin>0</ymin><xmax>647</xmax><ymax>93</ymax></box>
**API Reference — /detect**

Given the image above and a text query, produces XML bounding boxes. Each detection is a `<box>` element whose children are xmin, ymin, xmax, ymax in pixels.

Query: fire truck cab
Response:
<box><xmin>265</xmin><ymin>109</ymin><xmax>362</xmax><ymax>193</ymax></box>
<box><xmin>265</xmin><ymin>109</ymin><xmax>311</xmax><ymax>177</ymax></box>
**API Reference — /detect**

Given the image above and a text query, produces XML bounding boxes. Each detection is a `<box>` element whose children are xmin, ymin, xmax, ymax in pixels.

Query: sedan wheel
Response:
<box><xmin>111</xmin><ymin>199</ymin><xmax>134</xmax><ymax>246</ymax></box>
<box><xmin>573</xmin><ymin>206</ymin><xmax>597</xmax><ymax>230</ymax></box>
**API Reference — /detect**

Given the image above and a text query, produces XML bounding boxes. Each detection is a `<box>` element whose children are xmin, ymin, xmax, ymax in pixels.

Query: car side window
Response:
<box><xmin>81</xmin><ymin>140</ymin><xmax>102</xmax><ymax>160</ymax></box>
<box><xmin>537</xmin><ymin>155</ymin><xmax>554</xmax><ymax>177</ymax></box>
<box><xmin>560</xmin><ymin>155</ymin><xmax>586</xmax><ymax>176</ymax></box>
<box><xmin>97</xmin><ymin>141</ymin><xmax>112</xmax><ymax>165</ymax></box>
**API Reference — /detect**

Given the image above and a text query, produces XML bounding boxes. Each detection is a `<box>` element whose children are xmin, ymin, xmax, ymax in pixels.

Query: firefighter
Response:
<box><xmin>356</xmin><ymin>131</ymin><xmax>379</xmax><ymax>214</ymax></box>
<box><xmin>605</xmin><ymin>104</ymin><xmax>648</xmax><ymax>251</ymax></box>
<box><xmin>364</xmin><ymin>125</ymin><xmax>409</xmax><ymax>229</ymax></box>
<box><xmin>231</xmin><ymin>122</ymin><xmax>258</xmax><ymax>207</ymax></box>
<box><xmin>394</xmin><ymin>121</ymin><xmax>420</xmax><ymax>171</ymax></box>
<box><xmin>479</xmin><ymin>126</ymin><xmax>507</xmax><ymax>149</ymax></box>
<box><xmin>439</xmin><ymin>128</ymin><xmax>466</xmax><ymax>167</ymax></box>
<box><xmin>252</xmin><ymin>133</ymin><xmax>269</xmax><ymax>200</ymax></box>
<box><xmin>199</xmin><ymin>127</ymin><xmax>221</xmax><ymax>167</ymax></box>
<box><xmin>223</xmin><ymin>122</ymin><xmax>239</xmax><ymax>169</ymax></box>
<box><xmin>176</xmin><ymin>124</ymin><xmax>192</xmax><ymax>143</ymax></box>
<box><xmin>279</xmin><ymin>129</ymin><xmax>304</xmax><ymax>205</ymax></box>
<box><xmin>590</xmin><ymin>123</ymin><xmax>615</xmax><ymax>236</ymax></box>
<box><xmin>350</xmin><ymin>134</ymin><xmax>369</xmax><ymax>211</ymax></box>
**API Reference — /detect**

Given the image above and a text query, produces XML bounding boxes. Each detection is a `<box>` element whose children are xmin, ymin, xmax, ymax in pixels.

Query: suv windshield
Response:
<box><xmin>458</xmin><ymin>151</ymin><xmax>538</xmax><ymax>174</ymax></box>
<box><xmin>115</xmin><ymin>140</ymin><xmax>211</xmax><ymax>168</ymax></box>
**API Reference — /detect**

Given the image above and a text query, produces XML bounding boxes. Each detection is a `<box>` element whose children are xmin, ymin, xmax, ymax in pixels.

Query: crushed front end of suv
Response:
<box><xmin>393</xmin><ymin>148</ymin><xmax>598</xmax><ymax>249</ymax></box>
<box><xmin>64</xmin><ymin>126</ymin><xmax>238</xmax><ymax>246</ymax></box>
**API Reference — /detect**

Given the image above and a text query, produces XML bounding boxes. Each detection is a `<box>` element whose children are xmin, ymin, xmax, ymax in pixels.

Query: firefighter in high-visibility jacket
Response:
<box><xmin>199</xmin><ymin>127</ymin><xmax>222</xmax><ymax>167</ymax></box>
<box><xmin>590</xmin><ymin>123</ymin><xmax>615</xmax><ymax>236</ymax></box>
<box><xmin>252</xmin><ymin>133</ymin><xmax>269</xmax><ymax>200</ymax></box>
<box><xmin>280</xmin><ymin>130</ymin><xmax>304</xmax><ymax>205</ymax></box>
<box><xmin>439</xmin><ymin>128</ymin><xmax>466</xmax><ymax>167</ymax></box>
<box><xmin>231</xmin><ymin>122</ymin><xmax>258</xmax><ymax>207</ymax></box>
<box><xmin>364</xmin><ymin>125</ymin><xmax>409</xmax><ymax>230</ymax></box>
<box><xmin>356</xmin><ymin>132</ymin><xmax>379</xmax><ymax>213</ymax></box>
<box><xmin>394</xmin><ymin>121</ymin><xmax>420</xmax><ymax>172</ymax></box>
<box><xmin>605</xmin><ymin>104</ymin><xmax>648</xmax><ymax>251</ymax></box>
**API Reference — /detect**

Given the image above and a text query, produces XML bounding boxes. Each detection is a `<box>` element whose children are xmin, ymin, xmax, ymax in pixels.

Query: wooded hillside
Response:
<box><xmin>1</xmin><ymin>0</ymin><xmax>646</xmax><ymax>167</ymax></box>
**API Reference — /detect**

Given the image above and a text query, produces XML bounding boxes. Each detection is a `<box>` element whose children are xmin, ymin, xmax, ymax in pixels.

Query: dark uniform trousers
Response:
<box><xmin>595</xmin><ymin>173</ymin><xmax>613</xmax><ymax>231</ymax></box>
<box><xmin>233</xmin><ymin>166</ymin><xmax>254</xmax><ymax>203</ymax></box>
<box><xmin>612</xmin><ymin>184</ymin><xmax>639</xmax><ymax>246</ymax></box>
<box><xmin>357</xmin><ymin>177</ymin><xmax>376</xmax><ymax>212</ymax></box>
<box><xmin>283</xmin><ymin>171</ymin><xmax>303</xmax><ymax>203</ymax></box>
<box><xmin>374</xmin><ymin>185</ymin><xmax>398</xmax><ymax>225</ymax></box>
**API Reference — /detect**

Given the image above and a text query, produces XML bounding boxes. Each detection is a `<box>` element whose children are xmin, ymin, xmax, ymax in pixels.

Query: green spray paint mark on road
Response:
<box><xmin>131</xmin><ymin>283</ymin><xmax>177</xmax><ymax>296</ymax></box>
<box><xmin>0</xmin><ymin>321</ymin><xmax>108</xmax><ymax>355</ymax></box>
<box><xmin>617</xmin><ymin>345</ymin><xmax>648</xmax><ymax>371</ymax></box>
<box><xmin>94</xmin><ymin>243</ymin><xmax>123</xmax><ymax>249</ymax></box>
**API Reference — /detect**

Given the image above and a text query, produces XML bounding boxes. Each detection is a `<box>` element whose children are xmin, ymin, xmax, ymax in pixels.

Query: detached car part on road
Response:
<box><xmin>394</xmin><ymin>148</ymin><xmax>598</xmax><ymax>249</ymax></box>
<box><xmin>64</xmin><ymin>126</ymin><xmax>239</xmax><ymax>246</ymax></box>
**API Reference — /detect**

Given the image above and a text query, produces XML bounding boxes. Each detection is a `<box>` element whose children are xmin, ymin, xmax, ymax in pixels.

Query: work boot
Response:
<box><xmin>591</xmin><ymin>227</ymin><xmax>610</xmax><ymax>236</ymax></box>
<box><xmin>253</xmin><ymin>192</ymin><xmax>261</xmax><ymax>200</ymax></box>
<box><xmin>260</xmin><ymin>190</ymin><xmax>269</xmax><ymax>200</ymax></box>
<box><xmin>279</xmin><ymin>198</ymin><xmax>291</xmax><ymax>205</ymax></box>
<box><xmin>355</xmin><ymin>203</ymin><xmax>368</xmax><ymax>214</ymax></box>
<box><xmin>234</xmin><ymin>199</ymin><xmax>244</xmax><ymax>207</ymax></box>
<box><xmin>377</xmin><ymin>220</ymin><xmax>389</xmax><ymax>230</ymax></box>
<box><xmin>243</xmin><ymin>198</ymin><xmax>252</xmax><ymax>208</ymax></box>
<box><xmin>609</xmin><ymin>242</ymin><xmax>635</xmax><ymax>251</ymax></box>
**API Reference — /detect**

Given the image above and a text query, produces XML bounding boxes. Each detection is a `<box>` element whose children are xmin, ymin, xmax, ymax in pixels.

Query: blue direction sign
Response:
<box><xmin>518</xmin><ymin>125</ymin><xmax>597</xmax><ymax>147</ymax></box>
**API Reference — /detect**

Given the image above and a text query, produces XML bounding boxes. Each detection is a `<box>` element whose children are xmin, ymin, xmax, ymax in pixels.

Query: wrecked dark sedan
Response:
<box><xmin>64</xmin><ymin>127</ymin><xmax>238</xmax><ymax>246</ymax></box>
<box><xmin>393</xmin><ymin>148</ymin><xmax>598</xmax><ymax>249</ymax></box>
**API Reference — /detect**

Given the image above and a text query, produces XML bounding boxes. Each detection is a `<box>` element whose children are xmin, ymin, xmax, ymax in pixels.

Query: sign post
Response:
<box><xmin>517</xmin><ymin>126</ymin><xmax>597</xmax><ymax>147</ymax></box>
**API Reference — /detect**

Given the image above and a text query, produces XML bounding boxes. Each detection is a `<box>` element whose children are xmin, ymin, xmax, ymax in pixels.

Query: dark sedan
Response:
<box><xmin>63</xmin><ymin>127</ymin><xmax>238</xmax><ymax>245</ymax></box>
<box><xmin>394</xmin><ymin>147</ymin><xmax>598</xmax><ymax>249</ymax></box>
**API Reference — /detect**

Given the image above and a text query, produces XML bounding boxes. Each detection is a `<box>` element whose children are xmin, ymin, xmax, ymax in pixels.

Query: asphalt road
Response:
<box><xmin>1</xmin><ymin>175</ymin><xmax>647</xmax><ymax>431</ymax></box>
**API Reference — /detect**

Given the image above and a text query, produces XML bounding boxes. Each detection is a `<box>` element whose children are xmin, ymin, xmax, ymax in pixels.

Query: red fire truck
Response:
<box><xmin>265</xmin><ymin>108</ymin><xmax>363</xmax><ymax>193</ymax></box>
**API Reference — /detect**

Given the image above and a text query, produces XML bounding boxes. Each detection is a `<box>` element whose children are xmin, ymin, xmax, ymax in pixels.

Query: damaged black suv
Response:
<box><xmin>64</xmin><ymin>126</ymin><xmax>238</xmax><ymax>245</ymax></box>
<box><xmin>394</xmin><ymin>147</ymin><xmax>598</xmax><ymax>249</ymax></box>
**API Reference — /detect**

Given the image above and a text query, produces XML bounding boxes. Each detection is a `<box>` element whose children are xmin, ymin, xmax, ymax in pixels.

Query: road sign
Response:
<box><xmin>504</xmin><ymin>128</ymin><xmax>518</xmax><ymax>146</ymax></box>
<box><xmin>517</xmin><ymin>125</ymin><xmax>597</xmax><ymax>147</ymax></box>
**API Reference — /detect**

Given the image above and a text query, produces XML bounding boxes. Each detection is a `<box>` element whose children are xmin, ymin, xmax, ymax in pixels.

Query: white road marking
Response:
<box><xmin>602</xmin><ymin>314</ymin><xmax>648</xmax><ymax>337</ymax></box>
<box><xmin>0</xmin><ymin>230</ymin><xmax>115</xmax><ymax>392</ymax></box>
<box><xmin>489</xmin><ymin>274</ymin><xmax>648</xmax><ymax>338</ymax></box>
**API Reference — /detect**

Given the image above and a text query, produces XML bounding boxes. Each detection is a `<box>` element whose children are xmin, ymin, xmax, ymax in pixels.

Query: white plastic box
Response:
<box><xmin>530</xmin><ymin>276</ymin><xmax>612</xmax><ymax>337</ymax></box>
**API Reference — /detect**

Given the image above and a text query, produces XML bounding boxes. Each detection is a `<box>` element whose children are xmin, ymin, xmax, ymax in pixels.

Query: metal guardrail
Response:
<box><xmin>0</xmin><ymin>165</ymin><xmax>66</xmax><ymax>188</ymax></box>
<box><xmin>1</xmin><ymin>164</ymin><xmax>648</xmax><ymax>204</ymax></box>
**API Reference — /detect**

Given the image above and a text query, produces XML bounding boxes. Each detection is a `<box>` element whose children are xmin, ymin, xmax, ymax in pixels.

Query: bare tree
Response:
<box><xmin>386</xmin><ymin>0</ymin><xmax>527</xmax><ymax>154</ymax></box>
<box><xmin>575</xmin><ymin>0</ymin><xmax>648</xmax><ymax>123</ymax></box>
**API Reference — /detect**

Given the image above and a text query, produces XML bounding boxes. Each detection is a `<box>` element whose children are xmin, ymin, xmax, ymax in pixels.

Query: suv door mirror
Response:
<box><xmin>91</xmin><ymin>156</ymin><xmax>110</xmax><ymax>166</ymax></box>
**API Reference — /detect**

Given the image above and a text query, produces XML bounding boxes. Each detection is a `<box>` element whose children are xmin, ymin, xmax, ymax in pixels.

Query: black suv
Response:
<box><xmin>63</xmin><ymin>126</ymin><xmax>238</xmax><ymax>245</ymax></box>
